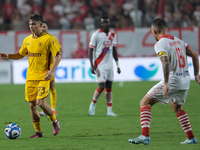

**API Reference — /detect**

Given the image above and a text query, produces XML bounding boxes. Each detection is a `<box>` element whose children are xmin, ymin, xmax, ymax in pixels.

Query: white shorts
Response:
<box><xmin>146</xmin><ymin>80</ymin><xmax>188</xmax><ymax>105</ymax></box>
<box><xmin>96</xmin><ymin>68</ymin><xmax>113</xmax><ymax>83</ymax></box>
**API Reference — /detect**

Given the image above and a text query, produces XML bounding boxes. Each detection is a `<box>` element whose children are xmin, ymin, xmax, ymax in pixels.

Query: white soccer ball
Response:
<box><xmin>4</xmin><ymin>123</ymin><xmax>21</xmax><ymax>139</ymax></box>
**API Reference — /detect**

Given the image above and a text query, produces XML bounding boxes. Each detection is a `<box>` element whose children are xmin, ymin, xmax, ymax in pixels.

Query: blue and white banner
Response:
<box><xmin>12</xmin><ymin>57</ymin><xmax>198</xmax><ymax>84</ymax></box>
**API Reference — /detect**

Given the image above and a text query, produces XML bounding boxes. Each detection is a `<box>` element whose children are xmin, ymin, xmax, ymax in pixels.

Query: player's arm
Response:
<box><xmin>113</xmin><ymin>46</ymin><xmax>121</xmax><ymax>74</ymax></box>
<box><xmin>50</xmin><ymin>53</ymin><xmax>61</xmax><ymax>73</ymax></box>
<box><xmin>186</xmin><ymin>46</ymin><xmax>200</xmax><ymax>84</ymax></box>
<box><xmin>160</xmin><ymin>55</ymin><xmax>170</xmax><ymax>98</ymax></box>
<box><xmin>88</xmin><ymin>47</ymin><xmax>96</xmax><ymax>74</ymax></box>
<box><xmin>45</xmin><ymin>53</ymin><xmax>61</xmax><ymax>81</ymax></box>
<box><xmin>0</xmin><ymin>52</ymin><xmax>24</xmax><ymax>60</ymax></box>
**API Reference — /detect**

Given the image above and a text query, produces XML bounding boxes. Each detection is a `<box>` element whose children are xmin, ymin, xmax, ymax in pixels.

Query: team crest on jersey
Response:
<box><xmin>38</xmin><ymin>42</ymin><xmax>42</xmax><ymax>46</ymax></box>
<box><xmin>103</xmin><ymin>40</ymin><xmax>112</xmax><ymax>47</ymax></box>
<box><xmin>158</xmin><ymin>51</ymin><xmax>168</xmax><ymax>58</ymax></box>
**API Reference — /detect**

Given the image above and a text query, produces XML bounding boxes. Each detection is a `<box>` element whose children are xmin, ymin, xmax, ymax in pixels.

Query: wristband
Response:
<box><xmin>116</xmin><ymin>61</ymin><xmax>120</xmax><ymax>68</ymax></box>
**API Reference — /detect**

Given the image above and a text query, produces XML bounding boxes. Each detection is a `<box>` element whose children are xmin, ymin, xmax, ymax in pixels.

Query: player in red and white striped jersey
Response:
<box><xmin>128</xmin><ymin>18</ymin><xmax>200</xmax><ymax>145</ymax></box>
<box><xmin>88</xmin><ymin>16</ymin><xmax>121</xmax><ymax>116</ymax></box>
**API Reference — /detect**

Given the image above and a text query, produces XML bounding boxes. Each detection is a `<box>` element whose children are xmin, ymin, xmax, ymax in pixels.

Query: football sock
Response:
<box><xmin>105</xmin><ymin>88</ymin><xmax>113</xmax><ymax>112</ymax></box>
<box><xmin>92</xmin><ymin>87</ymin><xmax>103</xmax><ymax>104</ymax></box>
<box><xmin>177</xmin><ymin>110</ymin><xmax>194</xmax><ymax>139</ymax></box>
<box><xmin>33</xmin><ymin>121</ymin><xmax>41</xmax><ymax>132</ymax></box>
<box><xmin>50</xmin><ymin>88</ymin><xmax>57</xmax><ymax>110</ymax></box>
<box><xmin>48</xmin><ymin>112</ymin><xmax>57</xmax><ymax>122</ymax></box>
<box><xmin>140</xmin><ymin>106</ymin><xmax>151</xmax><ymax>137</ymax></box>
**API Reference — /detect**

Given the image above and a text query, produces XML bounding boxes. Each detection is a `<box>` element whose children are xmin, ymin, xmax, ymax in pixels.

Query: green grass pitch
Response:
<box><xmin>0</xmin><ymin>81</ymin><xmax>199</xmax><ymax>150</ymax></box>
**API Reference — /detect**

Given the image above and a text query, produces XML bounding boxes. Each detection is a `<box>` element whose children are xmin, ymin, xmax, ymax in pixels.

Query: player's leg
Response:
<box><xmin>105</xmin><ymin>80</ymin><xmax>117</xmax><ymax>116</ymax></box>
<box><xmin>29</xmin><ymin>101</ymin><xmax>43</xmax><ymax>138</ymax></box>
<box><xmin>89</xmin><ymin>82</ymin><xmax>105</xmax><ymax>115</ymax></box>
<box><xmin>128</xmin><ymin>95</ymin><xmax>157</xmax><ymax>145</ymax></box>
<box><xmin>50</xmin><ymin>79</ymin><xmax>57</xmax><ymax>115</ymax></box>
<box><xmin>105</xmin><ymin>69</ymin><xmax>117</xmax><ymax>116</ymax></box>
<box><xmin>170</xmin><ymin>91</ymin><xmax>197</xmax><ymax>144</ymax></box>
<box><xmin>37</xmin><ymin>81</ymin><xmax>60</xmax><ymax>135</ymax></box>
<box><xmin>89</xmin><ymin>68</ymin><xmax>106</xmax><ymax>116</ymax></box>
<box><xmin>25</xmin><ymin>80</ymin><xmax>43</xmax><ymax>138</ymax></box>
<box><xmin>39</xmin><ymin>78</ymin><xmax>57</xmax><ymax>116</ymax></box>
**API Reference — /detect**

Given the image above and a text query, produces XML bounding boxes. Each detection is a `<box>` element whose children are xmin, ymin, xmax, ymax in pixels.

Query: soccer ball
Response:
<box><xmin>4</xmin><ymin>123</ymin><xmax>21</xmax><ymax>139</ymax></box>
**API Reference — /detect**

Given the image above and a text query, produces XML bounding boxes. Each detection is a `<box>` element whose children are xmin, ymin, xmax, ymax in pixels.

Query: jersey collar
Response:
<box><xmin>160</xmin><ymin>34</ymin><xmax>174</xmax><ymax>40</ymax></box>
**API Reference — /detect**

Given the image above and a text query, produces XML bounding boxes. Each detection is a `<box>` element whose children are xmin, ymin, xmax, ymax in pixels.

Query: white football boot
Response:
<box><xmin>89</xmin><ymin>102</ymin><xmax>96</xmax><ymax>116</ymax></box>
<box><xmin>180</xmin><ymin>137</ymin><xmax>197</xmax><ymax>144</ymax></box>
<box><xmin>106</xmin><ymin>111</ymin><xmax>117</xmax><ymax>116</ymax></box>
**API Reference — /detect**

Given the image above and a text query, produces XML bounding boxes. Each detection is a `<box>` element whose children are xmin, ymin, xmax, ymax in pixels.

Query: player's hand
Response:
<box><xmin>117</xmin><ymin>67</ymin><xmax>121</xmax><ymax>74</ymax></box>
<box><xmin>44</xmin><ymin>70</ymin><xmax>53</xmax><ymax>81</ymax></box>
<box><xmin>163</xmin><ymin>83</ymin><xmax>169</xmax><ymax>98</ymax></box>
<box><xmin>91</xmin><ymin>66</ymin><xmax>96</xmax><ymax>74</ymax></box>
<box><xmin>195</xmin><ymin>75</ymin><xmax>200</xmax><ymax>84</ymax></box>
<box><xmin>0</xmin><ymin>53</ymin><xmax>9</xmax><ymax>60</ymax></box>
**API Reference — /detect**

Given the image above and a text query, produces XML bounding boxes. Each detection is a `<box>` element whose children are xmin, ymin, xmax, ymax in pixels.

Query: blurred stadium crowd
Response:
<box><xmin>0</xmin><ymin>0</ymin><xmax>200</xmax><ymax>31</ymax></box>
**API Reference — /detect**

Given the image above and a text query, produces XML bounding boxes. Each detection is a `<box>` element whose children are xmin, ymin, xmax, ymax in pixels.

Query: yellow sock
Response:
<box><xmin>33</xmin><ymin>121</ymin><xmax>41</xmax><ymax>132</ymax></box>
<box><xmin>48</xmin><ymin>112</ymin><xmax>57</xmax><ymax>122</ymax></box>
<box><xmin>50</xmin><ymin>88</ymin><xmax>57</xmax><ymax>110</ymax></box>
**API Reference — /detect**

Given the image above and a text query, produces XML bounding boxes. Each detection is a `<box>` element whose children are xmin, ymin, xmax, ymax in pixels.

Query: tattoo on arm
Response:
<box><xmin>161</xmin><ymin>56</ymin><xmax>170</xmax><ymax>83</ymax></box>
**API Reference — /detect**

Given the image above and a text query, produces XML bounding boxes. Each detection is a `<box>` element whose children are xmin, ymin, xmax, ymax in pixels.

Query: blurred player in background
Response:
<box><xmin>39</xmin><ymin>21</ymin><xmax>61</xmax><ymax>116</ymax></box>
<box><xmin>0</xmin><ymin>14</ymin><xmax>61</xmax><ymax>138</ymax></box>
<box><xmin>128</xmin><ymin>18</ymin><xmax>200</xmax><ymax>145</ymax></box>
<box><xmin>88</xmin><ymin>16</ymin><xmax>121</xmax><ymax>116</ymax></box>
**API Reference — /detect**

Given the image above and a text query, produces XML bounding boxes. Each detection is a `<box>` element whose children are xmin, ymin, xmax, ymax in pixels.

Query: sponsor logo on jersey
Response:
<box><xmin>158</xmin><ymin>51</ymin><xmax>168</xmax><ymax>58</ymax></box>
<box><xmin>176</xmin><ymin>71</ymin><xmax>189</xmax><ymax>77</ymax></box>
<box><xmin>103</xmin><ymin>40</ymin><xmax>112</xmax><ymax>47</ymax></box>
<box><xmin>134</xmin><ymin>63</ymin><xmax>158</xmax><ymax>80</ymax></box>
<box><xmin>38</xmin><ymin>42</ymin><xmax>42</xmax><ymax>46</ymax></box>
<box><xmin>28</xmin><ymin>52</ymin><xmax>42</xmax><ymax>57</ymax></box>
<box><xmin>27</xmin><ymin>43</ymin><xmax>31</xmax><ymax>45</ymax></box>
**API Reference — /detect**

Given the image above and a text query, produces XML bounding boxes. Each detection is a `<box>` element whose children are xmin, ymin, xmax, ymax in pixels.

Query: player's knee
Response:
<box><xmin>98</xmin><ymin>85</ymin><xmax>105</xmax><ymax>91</ymax></box>
<box><xmin>37</xmin><ymin>99</ymin><xmax>46</xmax><ymax>109</ymax></box>
<box><xmin>29</xmin><ymin>102</ymin><xmax>37</xmax><ymax>110</ymax></box>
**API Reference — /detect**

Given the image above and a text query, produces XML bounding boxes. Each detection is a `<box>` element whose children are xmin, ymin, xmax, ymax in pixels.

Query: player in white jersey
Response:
<box><xmin>88</xmin><ymin>16</ymin><xmax>121</xmax><ymax>116</ymax></box>
<box><xmin>128</xmin><ymin>18</ymin><xmax>200</xmax><ymax>145</ymax></box>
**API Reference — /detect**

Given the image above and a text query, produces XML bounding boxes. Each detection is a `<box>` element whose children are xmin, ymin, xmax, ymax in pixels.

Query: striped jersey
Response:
<box><xmin>89</xmin><ymin>28</ymin><xmax>117</xmax><ymax>69</ymax></box>
<box><xmin>154</xmin><ymin>34</ymin><xmax>190</xmax><ymax>89</ymax></box>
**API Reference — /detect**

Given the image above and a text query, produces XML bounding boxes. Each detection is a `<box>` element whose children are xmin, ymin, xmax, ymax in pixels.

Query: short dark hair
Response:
<box><xmin>100</xmin><ymin>16</ymin><xmax>110</xmax><ymax>23</ymax></box>
<box><xmin>101</xmin><ymin>16</ymin><xmax>109</xmax><ymax>20</ymax></box>
<box><xmin>42</xmin><ymin>21</ymin><xmax>48</xmax><ymax>24</ymax></box>
<box><xmin>29</xmin><ymin>14</ymin><xmax>43</xmax><ymax>23</ymax></box>
<box><xmin>152</xmin><ymin>18</ymin><xmax>167</xmax><ymax>33</ymax></box>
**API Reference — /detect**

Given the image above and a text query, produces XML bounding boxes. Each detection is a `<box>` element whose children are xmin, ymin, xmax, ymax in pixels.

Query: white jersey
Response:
<box><xmin>154</xmin><ymin>34</ymin><xmax>190</xmax><ymax>90</ymax></box>
<box><xmin>89</xmin><ymin>28</ymin><xmax>117</xmax><ymax>69</ymax></box>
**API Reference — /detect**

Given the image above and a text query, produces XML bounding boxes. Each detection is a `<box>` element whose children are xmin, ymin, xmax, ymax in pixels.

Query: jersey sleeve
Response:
<box><xmin>18</xmin><ymin>38</ymin><xmax>28</xmax><ymax>57</ymax></box>
<box><xmin>53</xmin><ymin>36</ymin><xmax>61</xmax><ymax>50</ymax></box>
<box><xmin>113</xmin><ymin>33</ymin><xmax>117</xmax><ymax>47</ymax></box>
<box><xmin>154</xmin><ymin>42</ymin><xmax>168</xmax><ymax>59</ymax></box>
<box><xmin>181</xmin><ymin>39</ymin><xmax>189</xmax><ymax>49</ymax></box>
<box><xmin>89</xmin><ymin>32</ymin><xmax>97</xmax><ymax>48</ymax></box>
<box><xmin>49</xmin><ymin>37</ymin><xmax>61</xmax><ymax>57</ymax></box>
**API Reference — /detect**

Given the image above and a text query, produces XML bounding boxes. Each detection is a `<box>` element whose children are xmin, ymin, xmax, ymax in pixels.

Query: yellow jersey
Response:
<box><xmin>19</xmin><ymin>32</ymin><xmax>61</xmax><ymax>80</ymax></box>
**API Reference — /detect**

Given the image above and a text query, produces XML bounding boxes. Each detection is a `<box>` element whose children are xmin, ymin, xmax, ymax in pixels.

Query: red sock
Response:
<box><xmin>105</xmin><ymin>88</ymin><xmax>112</xmax><ymax>106</ymax></box>
<box><xmin>140</xmin><ymin>106</ymin><xmax>151</xmax><ymax>137</ymax></box>
<box><xmin>177</xmin><ymin>110</ymin><xmax>194</xmax><ymax>139</ymax></box>
<box><xmin>92</xmin><ymin>87</ymin><xmax>103</xmax><ymax>104</ymax></box>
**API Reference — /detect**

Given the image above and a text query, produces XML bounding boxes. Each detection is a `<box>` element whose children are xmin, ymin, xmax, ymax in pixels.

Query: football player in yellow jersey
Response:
<box><xmin>39</xmin><ymin>21</ymin><xmax>61</xmax><ymax>116</ymax></box>
<box><xmin>0</xmin><ymin>14</ymin><xmax>61</xmax><ymax>138</ymax></box>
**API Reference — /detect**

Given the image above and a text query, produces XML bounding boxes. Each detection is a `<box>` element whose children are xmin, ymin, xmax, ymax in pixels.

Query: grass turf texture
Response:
<box><xmin>0</xmin><ymin>81</ymin><xmax>199</xmax><ymax>150</ymax></box>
